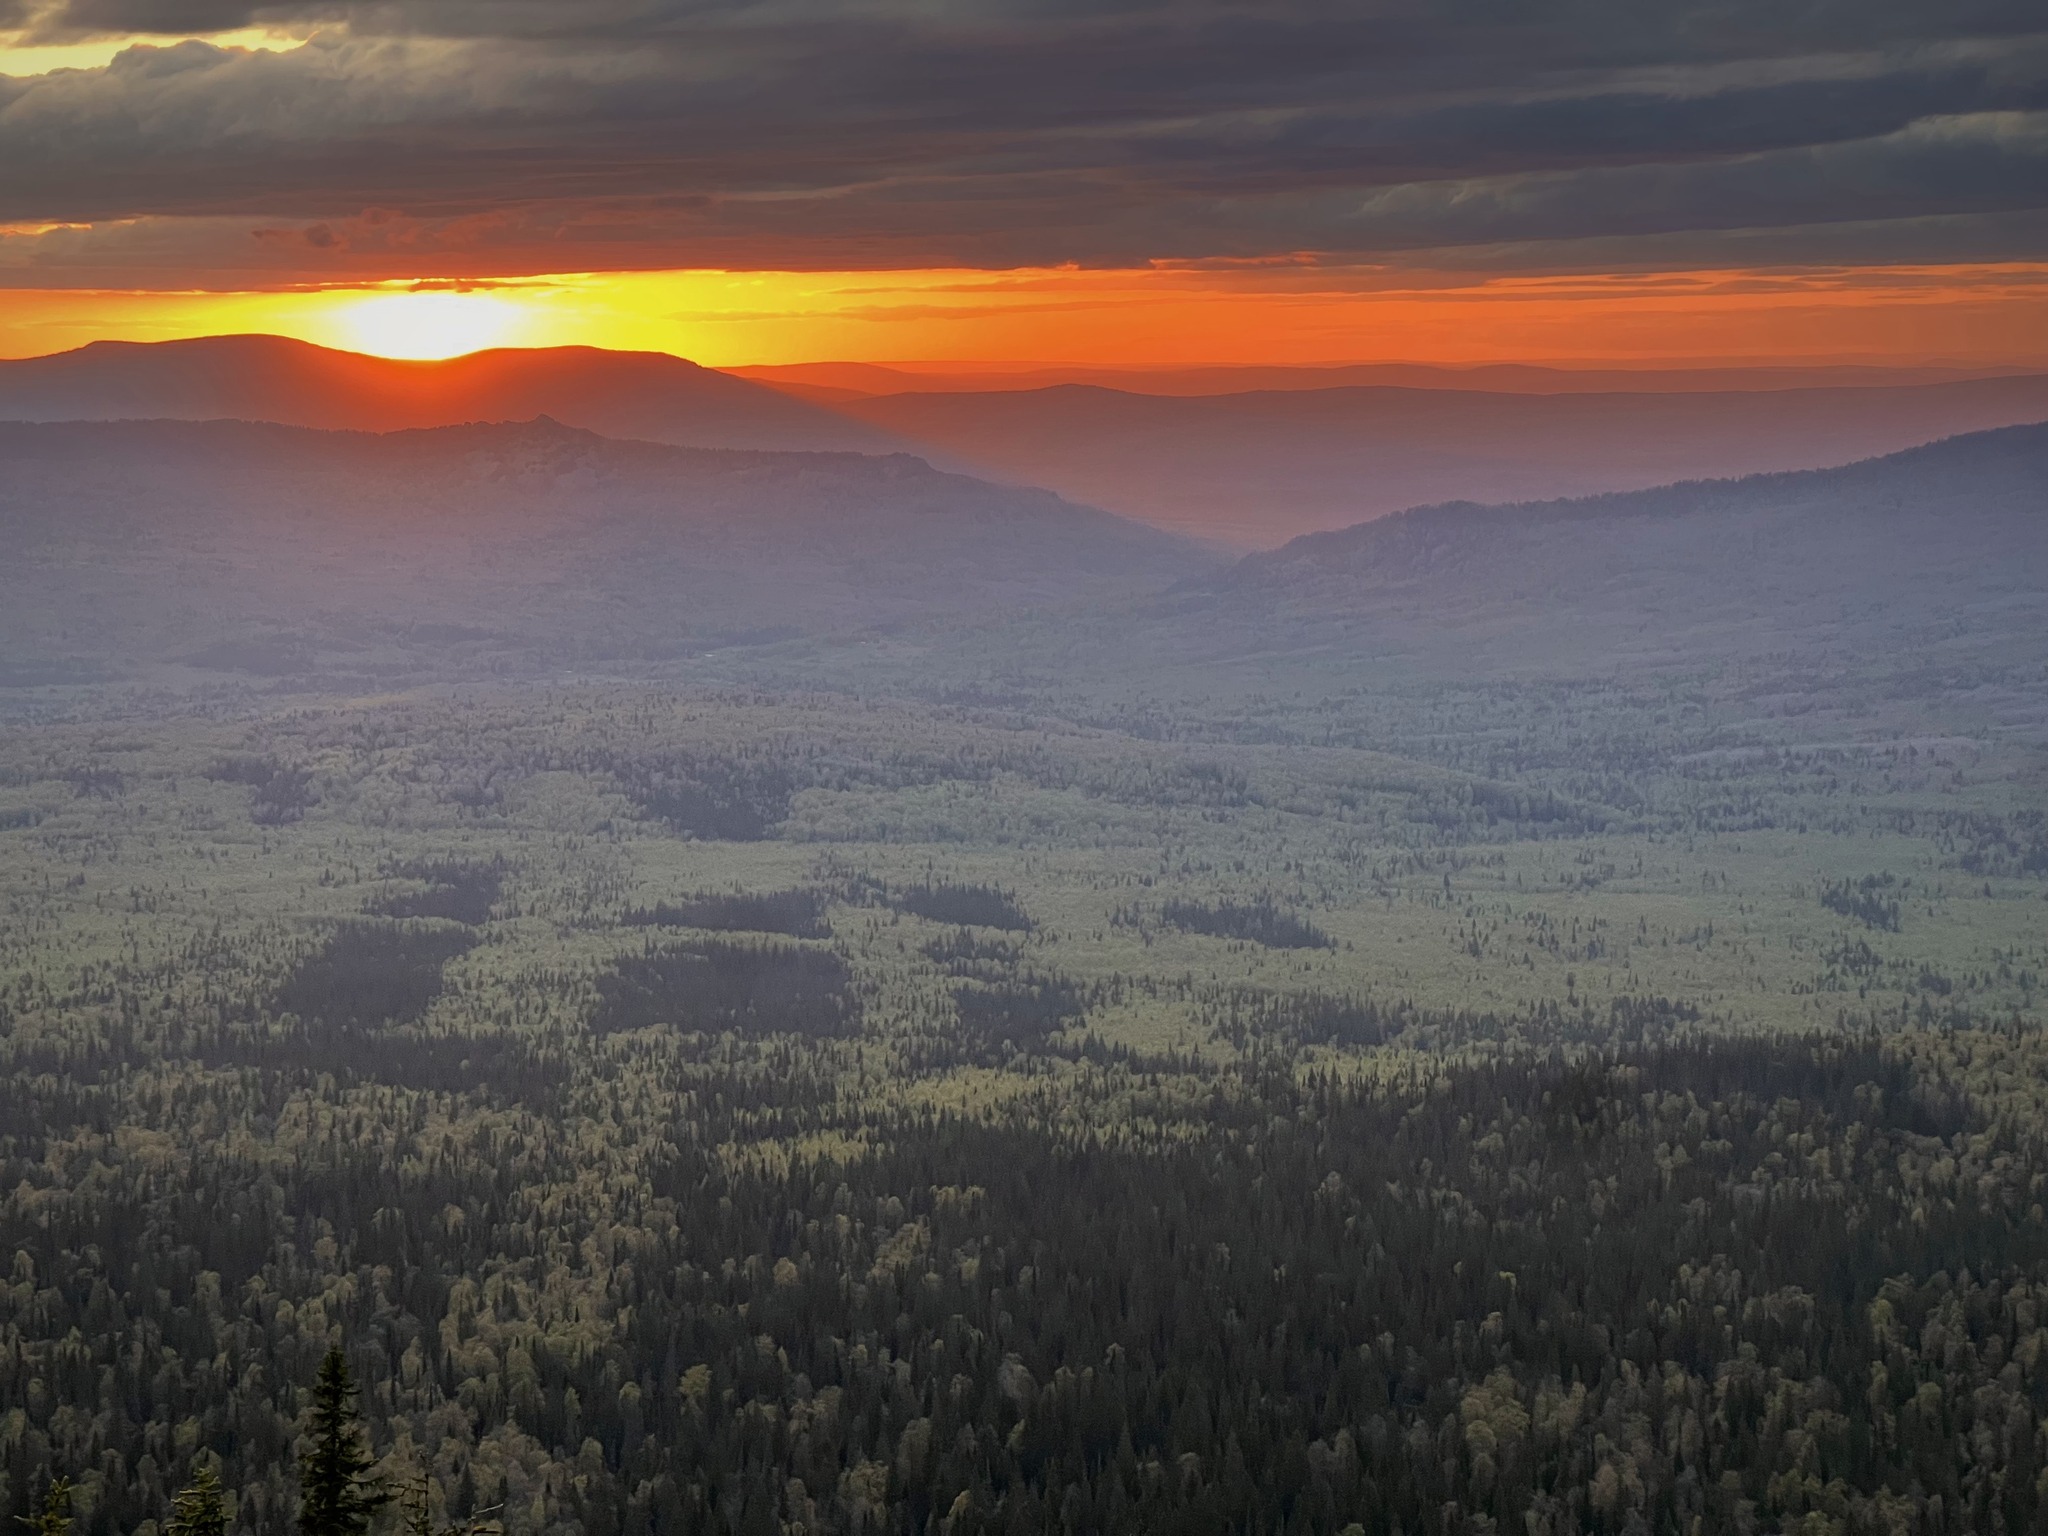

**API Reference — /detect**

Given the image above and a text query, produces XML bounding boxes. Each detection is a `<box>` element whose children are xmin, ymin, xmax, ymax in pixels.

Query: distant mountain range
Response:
<box><xmin>1150</xmin><ymin>420</ymin><xmax>2048</xmax><ymax>681</ymax></box>
<box><xmin>0</xmin><ymin>335</ymin><xmax>916</xmax><ymax>456</ymax></box>
<box><xmin>0</xmin><ymin>407</ymin><xmax>2040</xmax><ymax>704</ymax></box>
<box><xmin>0</xmin><ymin>416</ymin><xmax>1210</xmax><ymax>687</ymax></box>
<box><xmin>9</xmin><ymin>338</ymin><xmax>2044</xmax><ymax>551</ymax></box>
<box><xmin>822</xmin><ymin>375</ymin><xmax>2048</xmax><ymax>545</ymax></box>
<box><xmin>736</xmin><ymin>360</ymin><xmax>2031</xmax><ymax>398</ymax></box>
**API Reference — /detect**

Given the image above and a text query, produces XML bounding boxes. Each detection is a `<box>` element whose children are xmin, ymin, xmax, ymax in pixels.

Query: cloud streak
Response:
<box><xmin>0</xmin><ymin>1</ymin><xmax>2043</xmax><ymax>282</ymax></box>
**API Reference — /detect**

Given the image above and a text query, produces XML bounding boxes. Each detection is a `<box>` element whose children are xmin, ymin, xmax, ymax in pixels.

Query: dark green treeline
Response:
<box><xmin>9</xmin><ymin>1031</ymin><xmax>2048</xmax><ymax>1536</ymax></box>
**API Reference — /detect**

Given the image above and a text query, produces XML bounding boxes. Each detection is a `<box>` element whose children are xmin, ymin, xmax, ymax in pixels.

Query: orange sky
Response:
<box><xmin>5</xmin><ymin>3</ymin><xmax>2045</xmax><ymax>375</ymax></box>
<box><xmin>5</xmin><ymin>261</ymin><xmax>2048</xmax><ymax>368</ymax></box>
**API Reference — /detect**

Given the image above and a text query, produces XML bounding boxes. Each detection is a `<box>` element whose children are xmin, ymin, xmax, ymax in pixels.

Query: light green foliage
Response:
<box><xmin>0</xmin><ymin>532</ymin><xmax>2043</xmax><ymax>1536</ymax></box>
<box><xmin>17</xmin><ymin>1480</ymin><xmax>71</xmax><ymax>1536</ymax></box>
<box><xmin>166</xmin><ymin>1465</ymin><xmax>227</xmax><ymax>1536</ymax></box>
<box><xmin>0</xmin><ymin>683</ymin><xmax>2037</xmax><ymax>1077</ymax></box>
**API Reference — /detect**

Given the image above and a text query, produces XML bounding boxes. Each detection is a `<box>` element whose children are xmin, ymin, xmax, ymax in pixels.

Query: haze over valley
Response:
<box><xmin>819</xmin><ymin>372</ymin><xmax>2048</xmax><ymax>543</ymax></box>
<box><xmin>9</xmin><ymin>338</ymin><xmax>2047</xmax><ymax>545</ymax></box>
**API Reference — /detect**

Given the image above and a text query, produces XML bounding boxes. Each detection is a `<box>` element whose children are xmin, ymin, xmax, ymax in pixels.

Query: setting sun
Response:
<box><xmin>8</xmin><ymin>263</ymin><xmax>2048</xmax><ymax>370</ymax></box>
<box><xmin>325</xmin><ymin>290</ymin><xmax>531</xmax><ymax>360</ymax></box>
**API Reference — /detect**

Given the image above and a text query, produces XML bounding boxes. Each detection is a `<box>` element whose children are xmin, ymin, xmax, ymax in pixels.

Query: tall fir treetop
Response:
<box><xmin>299</xmin><ymin>1348</ymin><xmax>388</xmax><ymax>1536</ymax></box>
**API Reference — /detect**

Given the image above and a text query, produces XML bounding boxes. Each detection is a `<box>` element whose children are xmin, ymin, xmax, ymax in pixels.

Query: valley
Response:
<box><xmin>0</xmin><ymin>366</ymin><xmax>2043</xmax><ymax>1536</ymax></box>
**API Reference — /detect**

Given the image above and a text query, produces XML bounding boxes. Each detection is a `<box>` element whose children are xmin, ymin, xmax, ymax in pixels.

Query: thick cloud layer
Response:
<box><xmin>1</xmin><ymin>0</ymin><xmax>2043</xmax><ymax>280</ymax></box>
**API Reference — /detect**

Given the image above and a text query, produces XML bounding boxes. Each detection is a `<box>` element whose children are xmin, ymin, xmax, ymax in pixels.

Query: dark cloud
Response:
<box><xmin>50</xmin><ymin>0</ymin><xmax>262</xmax><ymax>32</ymax></box>
<box><xmin>1</xmin><ymin>1</ymin><xmax>2044</xmax><ymax>278</ymax></box>
<box><xmin>21</xmin><ymin>0</ymin><xmax>2048</xmax><ymax>51</ymax></box>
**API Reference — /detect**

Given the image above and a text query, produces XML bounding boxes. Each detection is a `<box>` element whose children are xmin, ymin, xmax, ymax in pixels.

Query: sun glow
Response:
<box><xmin>4</xmin><ymin>263</ymin><xmax>2048</xmax><ymax>369</ymax></box>
<box><xmin>325</xmin><ymin>290</ymin><xmax>532</xmax><ymax>360</ymax></box>
<box><xmin>0</xmin><ymin>27</ymin><xmax>300</xmax><ymax>76</ymax></box>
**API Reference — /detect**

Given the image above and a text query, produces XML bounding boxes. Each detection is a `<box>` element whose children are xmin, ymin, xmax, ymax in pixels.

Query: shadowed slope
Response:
<box><xmin>0</xmin><ymin>416</ymin><xmax>1213</xmax><ymax>685</ymax></box>
<box><xmin>1169</xmin><ymin>421</ymin><xmax>2048</xmax><ymax>679</ymax></box>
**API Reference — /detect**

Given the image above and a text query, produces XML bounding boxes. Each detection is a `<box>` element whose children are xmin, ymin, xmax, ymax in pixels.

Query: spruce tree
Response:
<box><xmin>17</xmin><ymin>1479</ymin><xmax>71</xmax><ymax>1536</ymax></box>
<box><xmin>299</xmin><ymin>1348</ymin><xmax>388</xmax><ymax>1536</ymax></box>
<box><xmin>167</xmin><ymin>1463</ymin><xmax>228</xmax><ymax>1536</ymax></box>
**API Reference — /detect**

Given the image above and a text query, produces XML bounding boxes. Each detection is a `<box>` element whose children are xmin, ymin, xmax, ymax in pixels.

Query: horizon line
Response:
<box><xmin>7</xmin><ymin>331</ymin><xmax>2045</xmax><ymax>377</ymax></box>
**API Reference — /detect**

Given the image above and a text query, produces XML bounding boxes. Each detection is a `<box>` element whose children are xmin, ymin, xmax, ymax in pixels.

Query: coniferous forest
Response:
<box><xmin>2</xmin><ymin>424</ymin><xmax>2046</xmax><ymax>1536</ymax></box>
<box><xmin>5</xmin><ymin>660</ymin><xmax>2047</xmax><ymax>1536</ymax></box>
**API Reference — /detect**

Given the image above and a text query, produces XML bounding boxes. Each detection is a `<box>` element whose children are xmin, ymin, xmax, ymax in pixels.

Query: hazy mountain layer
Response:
<box><xmin>736</xmin><ymin>420</ymin><xmax>2048</xmax><ymax>725</ymax></box>
<box><xmin>739</xmin><ymin>359</ymin><xmax>2025</xmax><ymax>398</ymax></box>
<box><xmin>1160</xmin><ymin>421</ymin><xmax>2048</xmax><ymax>684</ymax></box>
<box><xmin>0</xmin><ymin>335</ymin><xmax>916</xmax><ymax>455</ymax></box>
<box><xmin>829</xmin><ymin>375</ymin><xmax>2048</xmax><ymax>545</ymax></box>
<box><xmin>0</xmin><ymin>417</ymin><xmax>1211</xmax><ymax>686</ymax></box>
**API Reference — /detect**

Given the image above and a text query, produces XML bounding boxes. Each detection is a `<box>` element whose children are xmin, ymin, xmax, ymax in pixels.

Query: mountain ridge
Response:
<box><xmin>1096</xmin><ymin>420</ymin><xmax>2048</xmax><ymax>690</ymax></box>
<box><xmin>736</xmin><ymin>359</ymin><xmax>2034</xmax><ymax>398</ymax></box>
<box><xmin>1217</xmin><ymin>418</ymin><xmax>2048</xmax><ymax>589</ymax></box>
<box><xmin>0</xmin><ymin>334</ymin><xmax>921</xmax><ymax>457</ymax></box>
<box><xmin>0</xmin><ymin>413</ymin><xmax>1213</xmax><ymax>686</ymax></box>
<box><xmin>829</xmin><ymin>374</ymin><xmax>2048</xmax><ymax>544</ymax></box>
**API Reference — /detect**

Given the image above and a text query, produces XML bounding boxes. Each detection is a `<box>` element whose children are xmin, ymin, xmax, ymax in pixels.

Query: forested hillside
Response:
<box><xmin>16</xmin><ymin>1022</ymin><xmax>2048</xmax><ymax>1536</ymax></box>
<box><xmin>1184</xmin><ymin>421</ymin><xmax>2048</xmax><ymax>677</ymax></box>
<box><xmin>2</xmin><ymin>668</ymin><xmax>2045</xmax><ymax>1536</ymax></box>
<box><xmin>1</xmin><ymin>419</ymin><xmax>2044</xmax><ymax>1536</ymax></box>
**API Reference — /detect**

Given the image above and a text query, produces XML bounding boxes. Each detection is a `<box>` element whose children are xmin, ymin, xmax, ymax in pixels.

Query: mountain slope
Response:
<box><xmin>0</xmin><ymin>335</ymin><xmax>916</xmax><ymax>455</ymax></box>
<box><xmin>1167</xmin><ymin>422</ymin><xmax>2048</xmax><ymax>680</ymax></box>
<box><xmin>0</xmin><ymin>417</ymin><xmax>1213</xmax><ymax>686</ymax></box>
<box><xmin>829</xmin><ymin>376</ymin><xmax>2048</xmax><ymax>545</ymax></box>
